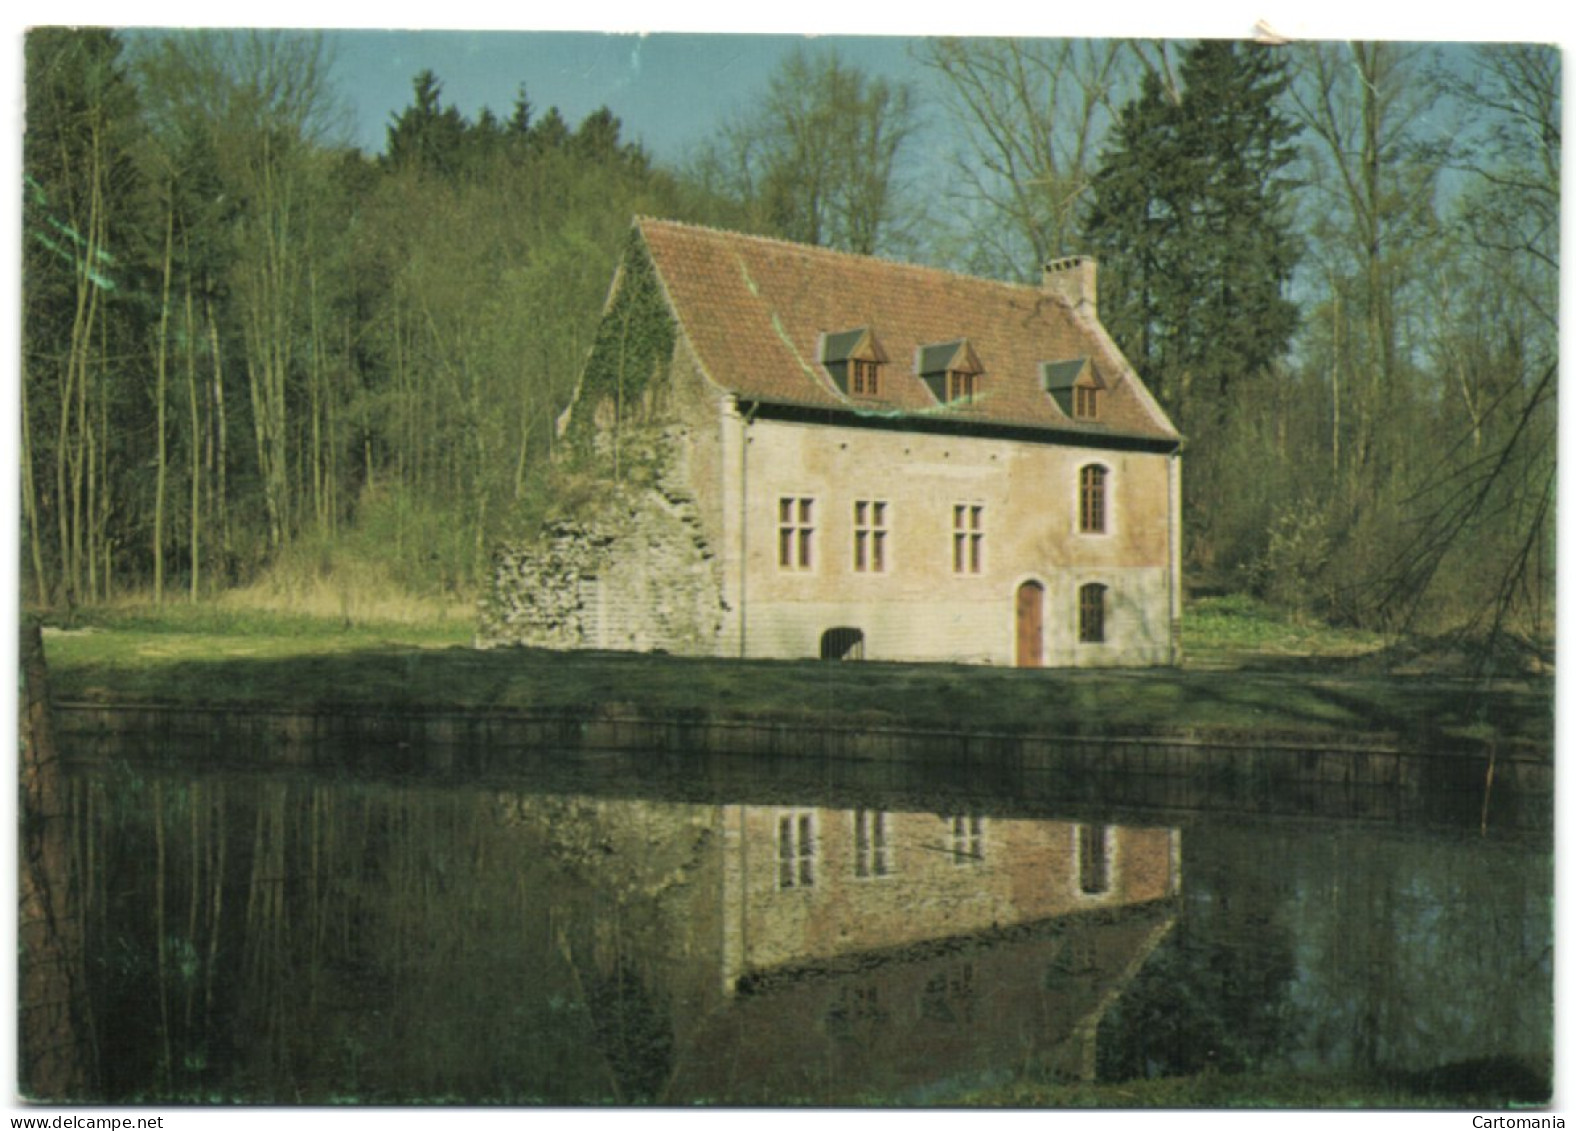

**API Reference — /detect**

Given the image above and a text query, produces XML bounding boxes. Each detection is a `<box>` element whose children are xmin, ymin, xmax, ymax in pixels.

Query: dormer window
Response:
<box><xmin>946</xmin><ymin>370</ymin><xmax>979</xmax><ymax>404</ymax></box>
<box><xmin>919</xmin><ymin>339</ymin><xmax>985</xmax><ymax>406</ymax></box>
<box><xmin>852</xmin><ymin>358</ymin><xmax>881</xmax><ymax>396</ymax></box>
<box><xmin>1042</xmin><ymin>358</ymin><xmax>1105</xmax><ymax>420</ymax></box>
<box><xmin>822</xmin><ymin>328</ymin><xmax>888</xmax><ymax>398</ymax></box>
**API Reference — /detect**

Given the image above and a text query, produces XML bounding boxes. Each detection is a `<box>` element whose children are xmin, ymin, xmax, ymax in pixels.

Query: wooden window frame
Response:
<box><xmin>1079</xmin><ymin>582</ymin><xmax>1107</xmax><ymax>644</ymax></box>
<box><xmin>1079</xmin><ymin>465</ymin><xmax>1107</xmax><ymax>534</ymax></box>
<box><xmin>851</xmin><ymin>358</ymin><xmax>882</xmax><ymax>397</ymax></box>
<box><xmin>1078</xmin><ymin>824</ymin><xmax>1113</xmax><ymax>894</ymax></box>
<box><xmin>853</xmin><ymin>808</ymin><xmax>891</xmax><ymax>878</ymax></box>
<box><xmin>952</xmin><ymin>504</ymin><xmax>984</xmax><ymax>575</ymax></box>
<box><xmin>778</xmin><ymin>811</ymin><xmax>817</xmax><ymax>889</ymax></box>
<box><xmin>945</xmin><ymin>369</ymin><xmax>979</xmax><ymax>404</ymax></box>
<box><xmin>778</xmin><ymin>496</ymin><xmax>815</xmax><ymax>570</ymax></box>
<box><xmin>947</xmin><ymin>813</ymin><xmax>984</xmax><ymax>865</ymax></box>
<box><xmin>1074</xmin><ymin>385</ymin><xmax>1099</xmax><ymax>419</ymax></box>
<box><xmin>853</xmin><ymin>499</ymin><xmax>888</xmax><ymax>573</ymax></box>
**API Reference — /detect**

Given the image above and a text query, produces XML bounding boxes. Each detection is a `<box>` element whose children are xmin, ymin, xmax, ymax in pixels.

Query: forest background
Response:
<box><xmin>19</xmin><ymin>28</ymin><xmax>1558</xmax><ymax>646</ymax></box>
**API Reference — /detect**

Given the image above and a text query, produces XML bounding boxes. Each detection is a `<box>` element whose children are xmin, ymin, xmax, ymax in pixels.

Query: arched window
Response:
<box><xmin>1079</xmin><ymin>465</ymin><xmax>1107</xmax><ymax>534</ymax></box>
<box><xmin>1079</xmin><ymin>583</ymin><xmax>1107</xmax><ymax>643</ymax></box>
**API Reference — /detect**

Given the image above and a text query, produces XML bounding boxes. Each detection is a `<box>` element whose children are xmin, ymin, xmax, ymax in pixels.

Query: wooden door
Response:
<box><xmin>1015</xmin><ymin>581</ymin><xmax>1045</xmax><ymax>668</ymax></box>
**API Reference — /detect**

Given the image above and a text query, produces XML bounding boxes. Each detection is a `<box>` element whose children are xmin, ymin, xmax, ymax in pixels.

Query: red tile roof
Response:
<box><xmin>636</xmin><ymin>217</ymin><xmax>1180</xmax><ymax>446</ymax></box>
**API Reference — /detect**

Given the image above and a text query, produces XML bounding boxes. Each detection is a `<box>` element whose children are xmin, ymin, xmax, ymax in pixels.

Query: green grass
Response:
<box><xmin>1185</xmin><ymin>594</ymin><xmax>1386</xmax><ymax>666</ymax></box>
<box><xmin>55</xmin><ymin>600</ymin><xmax>473</xmax><ymax>647</ymax></box>
<box><xmin>34</xmin><ymin>602</ymin><xmax>1553</xmax><ymax>751</ymax></box>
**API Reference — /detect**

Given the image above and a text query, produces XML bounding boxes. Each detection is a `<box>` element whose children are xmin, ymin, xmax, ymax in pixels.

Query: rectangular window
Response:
<box><xmin>1079</xmin><ymin>824</ymin><xmax>1113</xmax><ymax>894</ymax></box>
<box><xmin>952</xmin><ymin>504</ymin><xmax>983</xmax><ymax>574</ymax></box>
<box><xmin>1079</xmin><ymin>583</ymin><xmax>1107</xmax><ymax>643</ymax></box>
<box><xmin>947</xmin><ymin>813</ymin><xmax>984</xmax><ymax>865</ymax></box>
<box><xmin>778</xmin><ymin>811</ymin><xmax>816</xmax><ymax>889</ymax></box>
<box><xmin>853</xmin><ymin>500</ymin><xmax>888</xmax><ymax>573</ymax></box>
<box><xmin>946</xmin><ymin>370</ymin><xmax>978</xmax><ymax>404</ymax></box>
<box><xmin>1074</xmin><ymin>385</ymin><xmax>1099</xmax><ymax>419</ymax></box>
<box><xmin>778</xmin><ymin>496</ymin><xmax>815</xmax><ymax>570</ymax></box>
<box><xmin>854</xmin><ymin>808</ymin><xmax>891</xmax><ymax>878</ymax></box>
<box><xmin>851</xmin><ymin>359</ymin><xmax>881</xmax><ymax>396</ymax></box>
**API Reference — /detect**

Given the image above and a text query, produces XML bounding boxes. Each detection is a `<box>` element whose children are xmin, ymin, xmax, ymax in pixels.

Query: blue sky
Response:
<box><xmin>24</xmin><ymin>4</ymin><xmax>1570</xmax><ymax>168</ymax></box>
<box><xmin>320</xmin><ymin>30</ymin><xmax>935</xmax><ymax>162</ymax></box>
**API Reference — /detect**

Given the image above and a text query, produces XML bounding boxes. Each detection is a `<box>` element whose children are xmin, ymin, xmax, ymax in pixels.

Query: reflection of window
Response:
<box><xmin>1079</xmin><ymin>583</ymin><xmax>1107</xmax><ymax>643</ymax></box>
<box><xmin>854</xmin><ymin>809</ymin><xmax>891</xmax><ymax>878</ymax></box>
<box><xmin>826</xmin><ymin>984</ymin><xmax>886</xmax><ymax>1040</ymax></box>
<box><xmin>920</xmin><ymin>963</ymin><xmax>976</xmax><ymax>1023</ymax></box>
<box><xmin>947</xmin><ymin>814</ymin><xmax>984</xmax><ymax>865</ymax></box>
<box><xmin>854</xmin><ymin>500</ymin><xmax>888</xmax><ymax>573</ymax></box>
<box><xmin>952</xmin><ymin>505</ymin><xmax>983</xmax><ymax>574</ymax></box>
<box><xmin>1078</xmin><ymin>824</ymin><xmax>1112</xmax><ymax>894</ymax></box>
<box><xmin>1080</xmin><ymin>465</ymin><xmax>1107</xmax><ymax>533</ymax></box>
<box><xmin>778</xmin><ymin>497</ymin><xmax>815</xmax><ymax>570</ymax></box>
<box><xmin>778</xmin><ymin>812</ymin><xmax>816</xmax><ymax>889</ymax></box>
<box><xmin>1045</xmin><ymin>935</ymin><xmax>1100</xmax><ymax>980</ymax></box>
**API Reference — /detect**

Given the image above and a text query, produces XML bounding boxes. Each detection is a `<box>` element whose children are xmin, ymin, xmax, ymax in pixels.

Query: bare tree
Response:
<box><xmin>921</xmin><ymin>38</ymin><xmax>1148</xmax><ymax>276</ymax></box>
<box><xmin>693</xmin><ymin>46</ymin><xmax>918</xmax><ymax>256</ymax></box>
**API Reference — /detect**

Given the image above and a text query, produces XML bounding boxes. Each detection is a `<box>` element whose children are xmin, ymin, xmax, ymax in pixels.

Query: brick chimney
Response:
<box><xmin>1043</xmin><ymin>256</ymin><xmax>1097</xmax><ymax>319</ymax></box>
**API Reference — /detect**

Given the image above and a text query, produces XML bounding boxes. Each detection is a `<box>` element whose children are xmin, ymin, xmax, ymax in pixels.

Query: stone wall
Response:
<box><xmin>478</xmin><ymin>428</ymin><xmax>727</xmax><ymax>654</ymax></box>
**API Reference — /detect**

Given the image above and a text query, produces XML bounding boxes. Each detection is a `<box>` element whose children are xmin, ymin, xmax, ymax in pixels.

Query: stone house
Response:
<box><xmin>480</xmin><ymin>217</ymin><xmax>1183</xmax><ymax>666</ymax></box>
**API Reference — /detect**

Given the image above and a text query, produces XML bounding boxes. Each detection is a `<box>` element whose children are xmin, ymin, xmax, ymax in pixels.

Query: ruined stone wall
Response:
<box><xmin>477</xmin><ymin>423</ymin><xmax>727</xmax><ymax>654</ymax></box>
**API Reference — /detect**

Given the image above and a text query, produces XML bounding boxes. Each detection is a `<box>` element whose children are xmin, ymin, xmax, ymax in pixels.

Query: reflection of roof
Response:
<box><xmin>636</xmin><ymin>218</ymin><xmax>1181</xmax><ymax>447</ymax></box>
<box><xmin>733</xmin><ymin>897</ymin><xmax>1178</xmax><ymax>996</ymax></box>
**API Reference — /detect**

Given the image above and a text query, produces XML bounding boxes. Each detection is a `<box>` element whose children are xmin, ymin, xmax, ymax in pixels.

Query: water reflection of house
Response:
<box><xmin>495</xmin><ymin>790</ymin><xmax>1179</xmax><ymax>1102</ymax></box>
<box><xmin>673</xmin><ymin>807</ymin><xmax>1180</xmax><ymax>1101</ymax></box>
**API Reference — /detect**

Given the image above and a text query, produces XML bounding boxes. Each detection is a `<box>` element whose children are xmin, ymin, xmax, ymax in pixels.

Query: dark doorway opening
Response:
<box><xmin>820</xmin><ymin>627</ymin><xmax>865</xmax><ymax>660</ymax></box>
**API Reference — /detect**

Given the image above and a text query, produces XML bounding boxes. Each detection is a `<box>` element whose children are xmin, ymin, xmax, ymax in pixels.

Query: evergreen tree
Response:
<box><xmin>384</xmin><ymin>69</ymin><xmax>467</xmax><ymax>175</ymax></box>
<box><xmin>1083</xmin><ymin>41</ymin><xmax>1301</xmax><ymax>429</ymax></box>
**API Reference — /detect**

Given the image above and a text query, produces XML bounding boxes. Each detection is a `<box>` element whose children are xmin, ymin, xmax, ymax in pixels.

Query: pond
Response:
<box><xmin>21</xmin><ymin>739</ymin><xmax>1554</xmax><ymax>1106</ymax></box>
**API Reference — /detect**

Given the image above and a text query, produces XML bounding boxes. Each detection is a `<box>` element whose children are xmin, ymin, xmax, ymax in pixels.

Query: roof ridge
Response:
<box><xmin>633</xmin><ymin>214</ymin><xmax>1059</xmax><ymax>302</ymax></box>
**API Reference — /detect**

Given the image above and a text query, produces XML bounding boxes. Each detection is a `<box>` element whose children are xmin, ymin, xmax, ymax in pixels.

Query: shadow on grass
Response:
<box><xmin>48</xmin><ymin>641</ymin><xmax>1554</xmax><ymax>751</ymax></box>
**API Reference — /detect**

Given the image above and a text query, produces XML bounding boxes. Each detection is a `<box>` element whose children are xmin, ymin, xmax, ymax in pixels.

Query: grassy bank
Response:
<box><xmin>33</xmin><ymin>598</ymin><xmax>1553</xmax><ymax>752</ymax></box>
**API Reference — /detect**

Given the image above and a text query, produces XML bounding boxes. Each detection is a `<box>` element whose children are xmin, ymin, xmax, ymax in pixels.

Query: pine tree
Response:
<box><xmin>1083</xmin><ymin>41</ymin><xmax>1301</xmax><ymax>430</ymax></box>
<box><xmin>384</xmin><ymin>70</ymin><xmax>467</xmax><ymax>176</ymax></box>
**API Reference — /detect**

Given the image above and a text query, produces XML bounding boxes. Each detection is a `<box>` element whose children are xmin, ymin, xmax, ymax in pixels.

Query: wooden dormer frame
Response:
<box><xmin>1042</xmin><ymin>358</ymin><xmax>1107</xmax><ymax>420</ymax></box>
<box><xmin>919</xmin><ymin>339</ymin><xmax>985</xmax><ymax>406</ymax></box>
<box><xmin>822</xmin><ymin>328</ymin><xmax>890</xmax><ymax>397</ymax></box>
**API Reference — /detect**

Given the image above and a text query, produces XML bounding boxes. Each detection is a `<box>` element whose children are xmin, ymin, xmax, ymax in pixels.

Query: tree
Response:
<box><xmin>383</xmin><ymin>69</ymin><xmax>468</xmax><ymax>176</ymax></box>
<box><xmin>1081</xmin><ymin>41</ymin><xmax>1302</xmax><ymax>576</ymax></box>
<box><xmin>1290</xmin><ymin>43</ymin><xmax>1446</xmax><ymax>501</ymax></box>
<box><xmin>1359</xmin><ymin>44</ymin><xmax>1558</xmax><ymax>639</ymax></box>
<box><xmin>1085</xmin><ymin>41</ymin><xmax>1301</xmax><ymax>423</ymax></box>
<box><xmin>23</xmin><ymin>28</ymin><xmax>144</xmax><ymax>607</ymax></box>
<box><xmin>922</xmin><ymin>38</ymin><xmax>1143</xmax><ymax>276</ymax></box>
<box><xmin>694</xmin><ymin>47</ymin><xmax>918</xmax><ymax>255</ymax></box>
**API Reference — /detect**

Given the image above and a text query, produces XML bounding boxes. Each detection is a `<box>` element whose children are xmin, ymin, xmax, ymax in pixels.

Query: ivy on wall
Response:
<box><xmin>565</xmin><ymin>228</ymin><xmax>678</xmax><ymax>469</ymax></box>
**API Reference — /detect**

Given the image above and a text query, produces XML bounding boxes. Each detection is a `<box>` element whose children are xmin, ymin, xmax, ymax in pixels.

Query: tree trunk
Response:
<box><xmin>186</xmin><ymin>280</ymin><xmax>202</xmax><ymax>600</ymax></box>
<box><xmin>153</xmin><ymin>198</ymin><xmax>175</xmax><ymax>605</ymax></box>
<box><xmin>18</xmin><ymin>622</ymin><xmax>93</xmax><ymax>1099</ymax></box>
